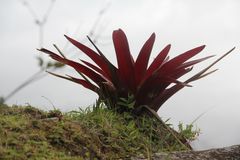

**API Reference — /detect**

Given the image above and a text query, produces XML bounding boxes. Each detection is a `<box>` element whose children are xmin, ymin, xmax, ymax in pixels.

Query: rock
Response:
<box><xmin>132</xmin><ymin>145</ymin><xmax>240</xmax><ymax>160</ymax></box>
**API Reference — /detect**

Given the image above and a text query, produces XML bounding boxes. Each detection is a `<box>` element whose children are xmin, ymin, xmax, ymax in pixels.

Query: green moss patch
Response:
<box><xmin>0</xmin><ymin>104</ymin><xmax>198</xmax><ymax>159</ymax></box>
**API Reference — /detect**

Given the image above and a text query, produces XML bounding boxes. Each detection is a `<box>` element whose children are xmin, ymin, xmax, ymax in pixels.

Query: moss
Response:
<box><xmin>0</xmin><ymin>104</ymin><xmax>88</xmax><ymax>159</ymax></box>
<box><xmin>0</xmin><ymin>104</ymin><xmax>198</xmax><ymax>159</ymax></box>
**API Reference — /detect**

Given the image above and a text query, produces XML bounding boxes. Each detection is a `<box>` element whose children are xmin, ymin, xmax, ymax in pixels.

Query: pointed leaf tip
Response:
<box><xmin>113</xmin><ymin>28</ymin><xmax>135</xmax><ymax>91</ymax></box>
<box><xmin>160</xmin><ymin>44</ymin><xmax>206</xmax><ymax>73</ymax></box>
<box><xmin>135</xmin><ymin>32</ymin><xmax>156</xmax><ymax>85</ymax></box>
<box><xmin>144</xmin><ymin>44</ymin><xmax>171</xmax><ymax>80</ymax></box>
<box><xmin>64</xmin><ymin>35</ymin><xmax>72</xmax><ymax>41</ymax></box>
<box><xmin>64</xmin><ymin>35</ymin><xmax>75</xmax><ymax>42</ymax></box>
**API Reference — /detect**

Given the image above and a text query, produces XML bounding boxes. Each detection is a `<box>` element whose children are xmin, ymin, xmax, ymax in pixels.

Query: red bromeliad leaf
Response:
<box><xmin>141</xmin><ymin>68</ymin><xmax>191</xmax><ymax>109</ymax></box>
<box><xmin>87</xmin><ymin>36</ymin><xmax>119</xmax><ymax>87</ymax></box>
<box><xmin>136</xmin><ymin>45</ymin><xmax>171</xmax><ymax>101</ymax></box>
<box><xmin>80</xmin><ymin>59</ymin><xmax>107</xmax><ymax>78</ymax></box>
<box><xmin>86</xmin><ymin>36</ymin><xmax>119</xmax><ymax>88</ymax></box>
<box><xmin>135</xmin><ymin>33</ymin><xmax>155</xmax><ymax>86</ymax></box>
<box><xmin>150</xmin><ymin>84</ymin><xmax>183</xmax><ymax>111</ymax></box>
<box><xmin>143</xmin><ymin>44</ymin><xmax>171</xmax><ymax>84</ymax></box>
<box><xmin>154</xmin><ymin>56</ymin><xmax>214</xmax><ymax>89</ymax></box>
<box><xmin>140</xmin><ymin>46</ymin><xmax>205</xmax><ymax>97</ymax></box>
<box><xmin>66</xmin><ymin>75</ymin><xmax>100</xmax><ymax>92</ymax></box>
<box><xmin>150</xmin><ymin>47</ymin><xmax>235</xmax><ymax>111</ymax></box>
<box><xmin>64</xmin><ymin>35</ymin><xmax>112</xmax><ymax>81</ymax></box>
<box><xmin>149</xmin><ymin>74</ymin><xmax>193</xmax><ymax>111</ymax></box>
<box><xmin>39</xmin><ymin>48</ymin><xmax>106</xmax><ymax>85</ymax></box>
<box><xmin>112</xmin><ymin>29</ymin><xmax>136</xmax><ymax>92</ymax></box>
<box><xmin>170</xmin><ymin>67</ymin><xmax>193</xmax><ymax>79</ymax></box>
<box><xmin>40</xmin><ymin>29</ymin><xmax>234</xmax><ymax>113</ymax></box>
<box><xmin>164</xmin><ymin>76</ymin><xmax>192</xmax><ymax>87</ymax></box>
<box><xmin>79</xmin><ymin>59</ymin><xmax>116</xmax><ymax>91</ymax></box>
<box><xmin>135</xmin><ymin>74</ymin><xmax>187</xmax><ymax>107</ymax></box>
<box><xmin>64</xmin><ymin>60</ymin><xmax>106</xmax><ymax>85</ymax></box>
<box><xmin>186</xmin><ymin>47</ymin><xmax>235</xmax><ymax>83</ymax></box>
<box><xmin>176</xmin><ymin>55</ymin><xmax>214</xmax><ymax>70</ymax></box>
<box><xmin>47</xmin><ymin>71</ymin><xmax>99</xmax><ymax>93</ymax></box>
<box><xmin>136</xmin><ymin>66</ymin><xmax>192</xmax><ymax>108</ymax></box>
<box><xmin>38</xmin><ymin>48</ymin><xmax>63</xmax><ymax>60</ymax></box>
<box><xmin>158</xmin><ymin>45</ymin><xmax>205</xmax><ymax>74</ymax></box>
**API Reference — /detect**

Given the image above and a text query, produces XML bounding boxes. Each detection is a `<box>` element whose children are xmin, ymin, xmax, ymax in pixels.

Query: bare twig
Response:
<box><xmin>3</xmin><ymin>69</ymin><xmax>45</xmax><ymax>102</ymax></box>
<box><xmin>2</xmin><ymin>1</ymin><xmax>111</xmax><ymax>103</ymax></box>
<box><xmin>20</xmin><ymin>0</ymin><xmax>56</xmax><ymax>47</ymax></box>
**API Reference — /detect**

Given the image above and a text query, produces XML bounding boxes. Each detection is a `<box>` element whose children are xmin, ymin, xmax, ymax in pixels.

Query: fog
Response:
<box><xmin>1</xmin><ymin>0</ymin><xmax>240</xmax><ymax>150</ymax></box>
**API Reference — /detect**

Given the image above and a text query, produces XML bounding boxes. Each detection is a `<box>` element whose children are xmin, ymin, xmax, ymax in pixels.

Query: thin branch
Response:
<box><xmin>88</xmin><ymin>2</ymin><xmax>111</xmax><ymax>37</ymax></box>
<box><xmin>3</xmin><ymin>1</ymin><xmax>111</xmax><ymax>103</ymax></box>
<box><xmin>4</xmin><ymin>69</ymin><xmax>44</xmax><ymax>102</ymax></box>
<box><xmin>42</xmin><ymin>0</ymin><xmax>56</xmax><ymax>23</ymax></box>
<box><xmin>20</xmin><ymin>0</ymin><xmax>56</xmax><ymax>47</ymax></box>
<box><xmin>20</xmin><ymin>0</ymin><xmax>39</xmax><ymax>21</ymax></box>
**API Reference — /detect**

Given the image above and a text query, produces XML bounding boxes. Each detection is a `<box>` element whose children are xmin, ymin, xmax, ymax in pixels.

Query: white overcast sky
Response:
<box><xmin>1</xmin><ymin>0</ymin><xmax>240</xmax><ymax>150</ymax></box>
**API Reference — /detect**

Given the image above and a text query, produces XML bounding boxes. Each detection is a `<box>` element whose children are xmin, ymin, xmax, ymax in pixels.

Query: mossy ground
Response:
<box><xmin>0</xmin><ymin>104</ymin><xmax>198</xmax><ymax>160</ymax></box>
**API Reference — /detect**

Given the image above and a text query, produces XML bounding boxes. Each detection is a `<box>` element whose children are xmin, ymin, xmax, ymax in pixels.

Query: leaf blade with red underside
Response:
<box><xmin>47</xmin><ymin>71</ymin><xmax>99</xmax><ymax>93</ymax></box>
<box><xmin>64</xmin><ymin>35</ymin><xmax>112</xmax><ymax>81</ymax></box>
<box><xmin>80</xmin><ymin>59</ymin><xmax>107</xmax><ymax>78</ymax></box>
<box><xmin>144</xmin><ymin>44</ymin><xmax>171</xmax><ymax>83</ymax></box>
<box><xmin>135</xmin><ymin>33</ymin><xmax>155</xmax><ymax>86</ymax></box>
<box><xmin>39</xmin><ymin>48</ymin><xmax>106</xmax><ymax>85</ymax></box>
<box><xmin>136</xmin><ymin>64</ymin><xmax>193</xmax><ymax>108</ymax></box>
<box><xmin>112</xmin><ymin>29</ymin><xmax>136</xmax><ymax>92</ymax></box>
<box><xmin>176</xmin><ymin>55</ymin><xmax>214</xmax><ymax>70</ymax></box>
<box><xmin>86</xmin><ymin>36</ymin><xmax>119</xmax><ymax>87</ymax></box>
<box><xmin>146</xmin><ymin>55</ymin><xmax>213</xmax><ymax>95</ymax></box>
<box><xmin>159</xmin><ymin>45</ymin><xmax>206</xmax><ymax>74</ymax></box>
<box><xmin>150</xmin><ymin>47</ymin><xmax>235</xmax><ymax>111</ymax></box>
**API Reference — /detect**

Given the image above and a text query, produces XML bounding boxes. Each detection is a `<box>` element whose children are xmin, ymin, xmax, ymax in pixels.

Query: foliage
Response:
<box><xmin>63</xmin><ymin>102</ymin><xmax>198</xmax><ymax>158</ymax></box>
<box><xmin>39</xmin><ymin>29</ymin><xmax>235</xmax><ymax>113</ymax></box>
<box><xmin>178</xmin><ymin>123</ymin><xmax>200</xmax><ymax>141</ymax></box>
<box><xmin>0</xmin><ymin>104</ymin><xmax>199</xmax><ymax>159</ymax></box>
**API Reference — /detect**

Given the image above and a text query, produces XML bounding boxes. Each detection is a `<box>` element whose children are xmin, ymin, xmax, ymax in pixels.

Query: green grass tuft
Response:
<box><xmin>0</xmin><ymin>103</ymin><xmax>199</xmax><ymax>159</ymax></box>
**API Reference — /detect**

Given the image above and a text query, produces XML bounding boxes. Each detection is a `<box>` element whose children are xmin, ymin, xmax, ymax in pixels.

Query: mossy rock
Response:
<box><xmin>0</xmin><ymin>104</ymin><xmax>196</xmax><ymax>159</ymax></box>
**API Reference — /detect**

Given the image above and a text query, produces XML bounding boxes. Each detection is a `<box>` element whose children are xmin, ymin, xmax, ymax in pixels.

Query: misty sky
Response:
<box><xmin>1</xmin><ymin>0</ymin><xmax>240</xmax><ymax>150</ymax></box>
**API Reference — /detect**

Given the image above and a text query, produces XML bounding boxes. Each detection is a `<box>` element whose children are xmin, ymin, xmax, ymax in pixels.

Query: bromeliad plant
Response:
<box><xmin>39</xmin><ymin>29</ymin><xmax>234</xmax><ymax>113</ymax></box>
